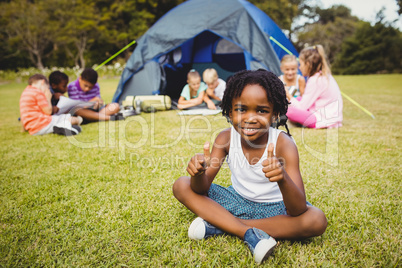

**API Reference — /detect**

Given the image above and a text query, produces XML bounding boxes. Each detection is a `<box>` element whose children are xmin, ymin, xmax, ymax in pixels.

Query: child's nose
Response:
<box><xmin>245</xmin><ymin>112</ymin><xmax>258</xmax><ymax>123</ymax></box>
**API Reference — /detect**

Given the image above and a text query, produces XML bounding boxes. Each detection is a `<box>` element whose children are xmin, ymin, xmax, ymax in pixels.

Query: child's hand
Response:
<box><xmin>53</xmin><ymin>92</ymin><xmax>64</xmax><ymax>101</ymax></box>
<box><xmin>262</xmin><ymin>143</ymin><xmax>284</xmax><ymax>182</ymax></box>
<box><xmin>186</xmin><ymin>141</ymin><xmax>211</xmax><ymax>177</ymax></box>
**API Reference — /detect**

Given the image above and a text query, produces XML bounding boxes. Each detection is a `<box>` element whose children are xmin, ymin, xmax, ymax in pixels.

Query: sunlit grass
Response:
<box><xmin>0</xmin><ymin>74</ymin><xmax>400</xmax><ymax>266</ymax></box>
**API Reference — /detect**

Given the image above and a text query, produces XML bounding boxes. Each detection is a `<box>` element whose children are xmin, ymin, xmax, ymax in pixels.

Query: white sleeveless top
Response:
<box><xmin>226</xmin><ymin>126</ymin><xmax>286</xmax><ymax>203</ymax></box>
<box><xmin>279</xmin><ymin>75</ymin><xmax>301</xmax><ymax>97</ymax></box>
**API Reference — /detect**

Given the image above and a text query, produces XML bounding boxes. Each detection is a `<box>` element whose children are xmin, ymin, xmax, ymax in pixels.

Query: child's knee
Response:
<box><xmin>304</xmin><ymin>207</ymin><xmax>327</xmax><ymax>237</ymax></box>
<box><xmin>108</xmin><ymin>103</ymin><xmax>120</xmax><ymax>113</ymax></box>
<box><xmin>172</xmin><ymin>176</ymin><xmax>191</xmax><ymax>200</ymax></box>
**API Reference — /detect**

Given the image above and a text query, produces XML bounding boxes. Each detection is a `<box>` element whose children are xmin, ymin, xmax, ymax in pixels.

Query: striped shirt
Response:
<box><xmin>20</xmin><ymin>86</ymin><xmax>52</xmax><ymax>135</ymax></box>
<box><xmin>67</xmin><ymin>79</ymin><xmax>101</xmax><ymax>102</ymax></box>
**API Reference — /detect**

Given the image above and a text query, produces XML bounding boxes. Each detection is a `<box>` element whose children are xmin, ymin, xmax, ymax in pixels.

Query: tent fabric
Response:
<box><xmin>113</xmin><ymin>0</ymin><xmax>299</xmax><ymax>103</ymax></box>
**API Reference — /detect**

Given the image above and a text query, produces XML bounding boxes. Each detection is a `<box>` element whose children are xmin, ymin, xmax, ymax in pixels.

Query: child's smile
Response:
<box><xmin>230</xmin><ymin>84</ymin><xmax>274</xmax><ymax>146</ymax></box>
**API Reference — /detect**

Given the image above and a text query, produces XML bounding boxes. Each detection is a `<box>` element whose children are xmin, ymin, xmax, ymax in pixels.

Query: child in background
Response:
<box><xmin>177</xmin><ymin>69</ymin><xmax>207</xmax><ymax>110</ymax></box>
<box><xmin>202</xmin><ymin>68</ymin><xmax>226</xmax><ymax>110</ymax></box>
<box><xmin>173</xmin><ymin>69</ymin><xmax>327</xmax><ymax>264</ymax></box>
<box><xmin>286</xmin><ymin>45</ymin><xmax>343</xmax><ymax>128</ymax></box>
<box><xmin>20</xmin><ymin>74</ymin><xmax>82</xmax><ymax>136</ymax></box>
<box><xmin>279</xmin><ymin>55</ymin><xmax>306</xmax><ymax>98</ymax></box>
<box><xmin>49</xmin><ymin>71</ymin><xmax>69</xmax><ymax>114</ymax></box>
<box><xmin>49</xmin><ymin>71</ymin><xmax>69</xmax><ymax>105</ymax></box>
<box><xmin>67</xmin><ymin>68</ymin><xmax>123</xmax><ymax>122</ymax></box>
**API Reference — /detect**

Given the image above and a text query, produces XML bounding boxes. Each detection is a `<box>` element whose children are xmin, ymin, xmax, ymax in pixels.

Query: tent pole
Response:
<box><xmin>95</xmin><ymin>40</ymin><xmax>137</xmax><ymax>71</ymax></box>
<box><xmin>269</xmin><ymin>36</ymin><xmax>294</xmax><ymax>56</ymax></box>
<box><xmin>340</xmin><ymin>91</ymin><xmax>375</xmax><ymax>119</ymax></box>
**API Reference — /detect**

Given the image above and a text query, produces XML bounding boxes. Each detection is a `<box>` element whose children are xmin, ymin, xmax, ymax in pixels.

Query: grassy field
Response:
<box><xmin>0</xmin><ymin>74</ymin><xmax>401</xmax><ymax>267</ymax></box>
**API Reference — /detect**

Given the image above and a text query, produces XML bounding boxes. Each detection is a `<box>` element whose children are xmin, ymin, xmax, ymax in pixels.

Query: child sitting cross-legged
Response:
<box><xmin>67</xmin><ymin>68</ymin><xmax>124</xmax><ymax>122</ymax></box>
<box><xmin>173</xmin><ymin>69</ymin><xmax>327</xmax><ymax>264</ymax></box>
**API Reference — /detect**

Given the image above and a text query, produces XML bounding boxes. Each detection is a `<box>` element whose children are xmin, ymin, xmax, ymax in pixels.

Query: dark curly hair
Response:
<box><xmin>221</xmin><ymin>69</ymin><xmax>291</xmax><ymax>135</ymax></box>
<box><xmin>49</xmin><ymin>71</ymin><xmax>68</xmax><ymax>86</ymax></box>
<box><xmin>81</xmin><ymin>68</ymin><xmax>98</xmax><ymax>84</ymax></box>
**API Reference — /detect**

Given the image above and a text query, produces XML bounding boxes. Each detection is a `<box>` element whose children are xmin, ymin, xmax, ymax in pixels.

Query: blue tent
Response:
<box><xmin>113</xmin><ymin>0</ymin><xmax>298</xmax><ymax>103</ymax></box>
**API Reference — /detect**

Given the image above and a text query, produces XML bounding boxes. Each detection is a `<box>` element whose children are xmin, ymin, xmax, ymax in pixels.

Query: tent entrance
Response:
<box><xmin>161</xmin><ymin>31</ymin><xmax>246</xmax><ymax>100</ymax></box>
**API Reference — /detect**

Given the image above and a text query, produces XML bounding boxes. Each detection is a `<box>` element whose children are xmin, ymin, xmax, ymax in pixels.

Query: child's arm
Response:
<box><xmin>203</xmin><ymin>94</ymin><xmax>217</xmax><ymax>110</ymax></box>
<box><xmin>89</xmin><ymin>96</ymin><xmax>104</xmax><ymax>110</ymax></box>
<box><xmin>262</xmin><ymin>133</ymin><xmax>307</xmax><ymax>216</ymax></box>
<box><xmin>298</xmin><ymin>76</ymin><xmax>306</xmax><ymax>96</ymax></box>
<box><xmin>177</xmin><ymin>92</ymin><xmax>205</xmax><ymax>109</ymax></box>
<box><xmin>39</xmin><ymin>87</ymin><xmax>53</xmax><ymax>115</ymax></box>
<box><xmin>206</xmin><ymin>88</ymin><xmax>221</xmax><ymax>101</ymax></box>
<box><xmin>187</xmin><ymin>129</ymin><xmax>230</xmax><ymax>194</ymax></box>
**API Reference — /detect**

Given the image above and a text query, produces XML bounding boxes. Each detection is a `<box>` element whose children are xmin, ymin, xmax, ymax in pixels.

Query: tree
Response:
<box><xmin>0</xmin><ymin>0</ymin><xmax>54</xmax><ymax>70</ymax></box>
<box><xmin>295</xmin><ymin>5</ymin><xmax>358</xmax><ymax>64</ymax></box>
<box><xmin>398</xmin><ymin>0</ymin><xmax>402</xmax><ymax>15</ymax></box>
<box><xmin>44</xmin><ymin>0</ymin><xmax>101</xmax><ymax>68</ymax></box>
<box><xmin>332</xmin><ymin>21</ymin><xmax>402</xmax><ymax>74</ymax></box>
<box><xmin>249</xmin><ymin>0</ymin><xmax>302</xmax><ymax>31</ymax></box>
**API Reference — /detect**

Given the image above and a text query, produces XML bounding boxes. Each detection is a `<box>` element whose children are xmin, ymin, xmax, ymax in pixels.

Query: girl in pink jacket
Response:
<box><xmin>286</xmin><ymin>45</ymin><xmax>343</xmax><ymax>128</ymax></box>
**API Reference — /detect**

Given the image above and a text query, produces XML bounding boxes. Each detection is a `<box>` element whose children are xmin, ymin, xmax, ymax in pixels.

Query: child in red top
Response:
<box><xmin>20</xmin><ymin>74</ymin><xmax>82</xmax><ymax>136</ymax></box>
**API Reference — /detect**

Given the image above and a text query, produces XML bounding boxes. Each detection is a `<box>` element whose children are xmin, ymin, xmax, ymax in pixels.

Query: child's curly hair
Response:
<box><xmin>221</xmin><ymin>69</ymin><xmax>291</xmax><ymax>135</ymax></box>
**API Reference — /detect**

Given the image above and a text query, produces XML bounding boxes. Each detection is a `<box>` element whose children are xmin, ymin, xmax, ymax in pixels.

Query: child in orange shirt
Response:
<box><xmin>20</xmin><ymin>74</ymin><xmax>82</xmax><ymax>136</ymax></box>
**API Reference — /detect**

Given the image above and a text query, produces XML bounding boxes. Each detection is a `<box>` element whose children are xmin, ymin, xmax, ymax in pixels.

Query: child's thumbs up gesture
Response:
<box><xmin>187</xmin><ymin>141</ymin><xmax>211</xmax><ymax>177</ymax></box>
<box><xmin>262</xmin><ymin>143</ymin><xmax>284</xmax><ymax>182</ymax></box>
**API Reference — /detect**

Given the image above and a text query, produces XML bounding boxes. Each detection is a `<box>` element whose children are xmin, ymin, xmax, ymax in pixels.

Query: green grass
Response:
<box><xmin>0</xmin><ymin>74</ymin><xmax>401</xmax><ymax>267</ymax></box>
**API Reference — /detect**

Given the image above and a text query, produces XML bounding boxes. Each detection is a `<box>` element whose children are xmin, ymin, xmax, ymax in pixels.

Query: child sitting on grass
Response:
<box><xmin>177</xmin><ymin>69</ymin><xmax>207</xmax><ymax>110</ymax></box>
<box><xmin>286</xmin><ymin>45</ymin><xmax>343</xmax><ymax>128</ymax></box>
<box><xmin>67</xmin><ymin>68</ymin><xmax>123</xmax><ymax>122</ymax></box>
<box><xmin>20</xmin><ymin>74</ymin><xmax>82</xmax><ymax>136</ymax></box>
<box><xmin>173</xmin><ymin>69</ymin><xmax>327</xmax><ymax>264</ymax></box>
<box><xmin>48</xmin><ymin>70</ymin><xmax>69</xmax><ymax>114</ymax></box>
<box><xmin>279</xmin><ymin>54</ymin><xmax>306</xmax><ymax>98</ymax></box>
<box><xmin>202</xmin><ymin>68</ymin><xmax>226</xmax><ymax>110</ymax></box>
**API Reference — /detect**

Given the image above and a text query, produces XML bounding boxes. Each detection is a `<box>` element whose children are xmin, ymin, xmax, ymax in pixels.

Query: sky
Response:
<box><xmin>319</xmin><ymin>0</ymin><xmax>401</xmax><ymax>29</ymax></box>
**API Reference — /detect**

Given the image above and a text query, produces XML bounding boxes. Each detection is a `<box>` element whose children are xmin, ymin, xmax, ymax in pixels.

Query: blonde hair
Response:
<box><xmin>28</xmin><ymin>74</ymin><xmax>48</xmax><ymax>86</ymax></box>
<box><xmin>299</xmin><ymin>45</ymin><xmax>331</xmax><ymax>77</ymax></box>
<box><xmin>202</xmin><ymin>68</ymin><xmax>218</xmax><ymax>84</ymax></box>
<box><xmin>187</xmin><ymin>69</ymin><xmax>201</xmax><ymax>80</ymax></box>
<box><xmin>280</xmin><ymin>54</ymin><xmax>298</xmax><ymax>65</ymax></box>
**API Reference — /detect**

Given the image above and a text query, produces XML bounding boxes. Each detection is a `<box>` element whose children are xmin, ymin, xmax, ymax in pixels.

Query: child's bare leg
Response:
<box><xmin>74</xmin><ymin>108</ymin><xmax>110</xmax><ymax>121</ymax></box>
<box><xmin>173</xmin><ymin>176</ymin><xmax>250</xmax><ymax>239</ymax></box>
<box><xmin>99</xmin><ymin>103</ymin><xmax>120</xmax><ymax>116</ymax></box>
<box><xmin>69</xmin><ymin>116</ymin><xmax>82</xmax><ymax>125</ymax></box>
<box><xmin>239</xmin><ymin>206</ymin><xmax>327</xmax><ymax>240</ymax></box>
<box><xmin>174</xmin><ymin>176</ymin><xmax>327</xmax><ymax>241</ymax></box>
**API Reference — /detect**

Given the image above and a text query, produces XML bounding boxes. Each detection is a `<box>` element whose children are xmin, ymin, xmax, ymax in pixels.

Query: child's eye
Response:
<box><xmin>234</xmin><ymin>108</ymin><xmax>245</xmax><ymax>112</ymax></box>
<box><xmin>258</xmin><ymin>110</ymin><xmax>269</xmax><ymax>114</ymax></box>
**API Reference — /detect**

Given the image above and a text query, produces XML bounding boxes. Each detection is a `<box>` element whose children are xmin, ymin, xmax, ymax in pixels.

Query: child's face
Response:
<box><xmin>79</xmin><ymin>77</ymin><xmax>95</xmax><ymax>92</ymax></box>
<box><xmin>206</xmin><ymin>79</ymin><xmax>218</xmax><ymax>90</ymax></box>
<box><xmin>51</xmin><ymin>79</ymin><xmax>68</xmax><ymax>94</ymax></box>
<box><xmin>299</xmin><ymin>59</ymin><xmax>308</xmax><ymax>77</ymax></box>
<box><xmin>280</xmin><ymin>61</ymin><xmax>298</xmax><ymax>81</ymax></box>
<box><xmin>187</xmin><ymin>77</ymin><xmax>201</xmax><ymax>92</ymax></box>
<box><xmin>230</xmin><ymin>84</ymin><xmax>275</xmax><ymax>146</ymax></box>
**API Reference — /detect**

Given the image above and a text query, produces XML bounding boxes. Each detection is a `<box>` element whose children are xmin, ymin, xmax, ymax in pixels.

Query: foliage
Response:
<box><xmin>295</xmin><ymin>5</ymin><xmax>359</xmax><ymax>64</ymax></box>
<box><xmin>0</xmin><ymin>0</ymin><xmax>401</xmax><ymax>74</ymax></box>
<box><xmin>249</xmin><ymin>0</ymin><xmax>302</xmax><ymax>31</ymax></box>
<box><xmin>0</xmin><ymin>0</ymin><xmax>184</xmax><ymax>70</ymax></box>
<box><xmin>0</xmin><ymin>75</ymin><xmax>401</xmax><ymax>266</ymax></box>
<box><xmin>0</xmin><ymin>0</ymin><xmax>54</xmax><ymax>69</ymax></box>
<box><xmin>0</xmin><ymin>62</ymin><xmax>126</xmax><ymax>84</ymax></box>
<box><xmin>332</xmin><ymin>21</ymin><xmax>402</xmax><ymax>74</ymax></box>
